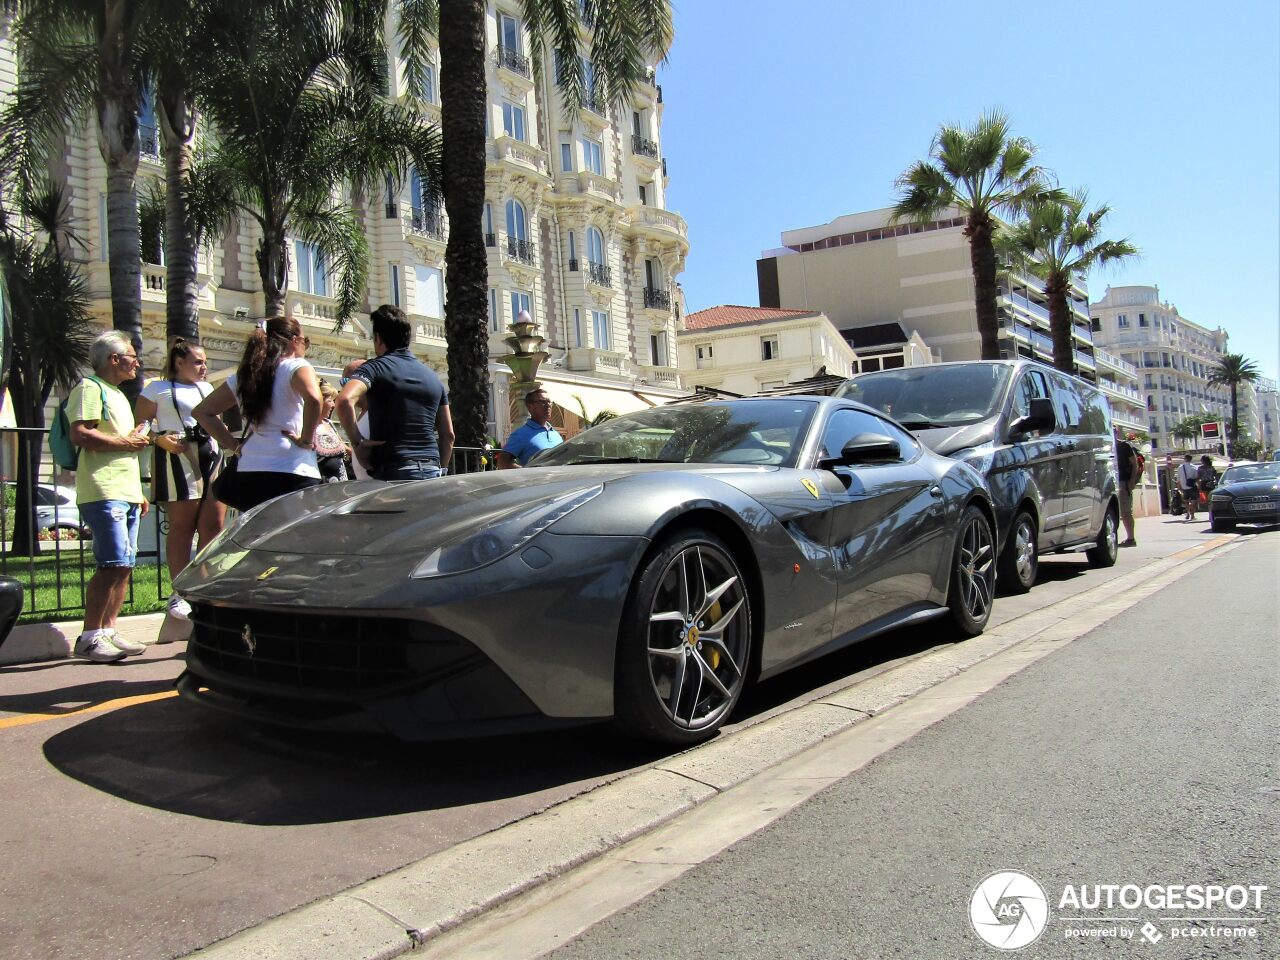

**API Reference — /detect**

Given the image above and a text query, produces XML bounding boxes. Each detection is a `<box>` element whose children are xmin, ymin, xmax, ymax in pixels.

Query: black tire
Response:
<box><xmin>614</xmin><ymin>529</ymin><xmax>753</xmax><ymax>745</ymax></box>
<box><xmin>1210</xmin><ymin>516</ymin><xmax>1236</xmax><ymax>533</ymax></box>
<box><xmin>997</xmin><ymin>510</ymin><xmax>1038</xmax><ymax>594</ymax></box>
<box><xmin>1086</xmin><ymin>507</ymin><xmax>1118</xmax><ymax>568</ymax></box>
<box><xmin>947</xmin><ymin>505</ymin><xmax>995</xmax><ymax>639</ymax></box>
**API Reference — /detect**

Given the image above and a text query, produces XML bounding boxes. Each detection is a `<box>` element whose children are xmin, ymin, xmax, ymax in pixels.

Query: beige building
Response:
<box><xmin>1</xmin><ymin>5</ymin><xmax>689</xmax><ymax>443</ymax></box>
<box><xmin>678</xmin><ymin>306</ymin><xmax>859</xmax><ymax>397</ymax></box>
<box><xmin>1089</xmin><ymin>285</ymin><xmax>1231</xmax><ymax>452</ymax></box>
<box><xmin>755</xmin><ymin>207</ymin><xmax>1145</xmax><ymax>433</ymax></box>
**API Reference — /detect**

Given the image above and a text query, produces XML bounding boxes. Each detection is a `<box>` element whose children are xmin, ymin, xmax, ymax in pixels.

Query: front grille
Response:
<box><xmin>189</xmin><ymin>603</ymin><xmax>481</xmax><ymax>698</ymax></box>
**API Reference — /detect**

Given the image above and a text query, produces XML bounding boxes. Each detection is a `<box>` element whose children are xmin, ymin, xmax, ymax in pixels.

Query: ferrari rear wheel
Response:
<box><xmin>615</xmin><ymin>529</ymin><xmax>752</xmax><ymax>744</ymax></box>
<box><xmin>947</xmin><ymin>505</ymin><xmax>995</xmax><ymax>639</ymax></box>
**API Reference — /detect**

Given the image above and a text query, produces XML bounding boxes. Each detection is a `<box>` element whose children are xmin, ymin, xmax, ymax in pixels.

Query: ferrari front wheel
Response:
<box><xmin>615</xmin><ymin>529</ymin><xmax>752</xmax><ymax>745</ymax></box>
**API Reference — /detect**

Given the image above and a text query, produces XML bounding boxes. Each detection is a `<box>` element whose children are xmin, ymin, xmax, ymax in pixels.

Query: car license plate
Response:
<box><xmin>1237</xmin><ymin>501</ymin><xmax>1275</xmax><ymax>512</ymax></box>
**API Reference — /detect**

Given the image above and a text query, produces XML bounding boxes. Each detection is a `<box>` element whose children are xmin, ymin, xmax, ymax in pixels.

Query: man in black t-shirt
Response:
<box><xmin>336</xmin><ymin>305</ymin><xmax>455</xmax><ymax>480</ymax></box>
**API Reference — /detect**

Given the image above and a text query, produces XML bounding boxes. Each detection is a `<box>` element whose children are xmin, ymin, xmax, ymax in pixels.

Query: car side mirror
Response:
<box><xmin>1009</xmin><ymin>397</ymin><xmax>1055</xmax><ymax>440</ymax></box>
<box><xmin>822</xmin><ymin>432</ymin><xmax>901</xmax><ymax>469</ymax></box>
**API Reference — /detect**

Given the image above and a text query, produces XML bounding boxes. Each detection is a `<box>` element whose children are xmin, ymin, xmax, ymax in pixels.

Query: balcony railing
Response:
<box><xmin>484</xmin><ymin>232</ymin><xmax>496</xmax><ymax>248</ymax></box>
<box><xmin>568</xmin><ymin>258</ymin><xmax>579</xmax><ymax>272</ymax></box>
<box><xmin>631</xmin><ymin>134</ymin><xmax>659</xmax><ymax>158</ymax></box>
<box><xmin>407</xmin><ymin>205</ymin><xmax>444</xmax><ymax>240</ymax></box>
<box><xmin>586</xmin><ymin>260</ymin><xmax>611</xmax><ymax>286</ymax></box>
<box><xmin>139</xmin><ymin>123</ymin><xmax>161</xmax><ymax>159</ymax></box>
<box><xmin>643</xmin><ymin>287</ymin><xmax>670</xmax><ymax>310</ymax></box>
<box><xmin>495</xmin><ymin>45</ymin><xmax>530</xmax><ymax>78</ymax></box>
<box><xmin>505</xmin><ymin>236</ymin><xmax>536</xmax><ymax>265</ymax></box>
<box><xmin>582</xmin><ymin>94</ymin><xmax>607</xmax><ymax>117</ymax></box>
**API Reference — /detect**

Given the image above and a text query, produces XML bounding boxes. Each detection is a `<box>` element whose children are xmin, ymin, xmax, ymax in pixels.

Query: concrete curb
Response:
<box><xmin>184</xmin><ymin>533</ymin><xmax>1237</xmax><ymax>960</ymax></box>
<box><xmin>0</xmin><ymin>610</ymin><xmax>191</xmax><ymax>666</ymax></box>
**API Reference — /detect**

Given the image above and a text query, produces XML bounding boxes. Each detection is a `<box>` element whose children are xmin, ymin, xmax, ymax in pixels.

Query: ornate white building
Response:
<box><xmin>0</xmin><ymin>5</ymin><xmax>690</xmax><ymax>442</ymax></box>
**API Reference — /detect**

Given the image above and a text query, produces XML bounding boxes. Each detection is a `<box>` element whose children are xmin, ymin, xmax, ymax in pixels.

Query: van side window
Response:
<box><xmin>1012</xmin><ymin>371</ymin><xmax>1050</xmax><ymax>422</ymax></box>
<box><xmin>1051</xmin><ymin>374</ymin><xmax>1086</xmax><ymax>435</ymax></box>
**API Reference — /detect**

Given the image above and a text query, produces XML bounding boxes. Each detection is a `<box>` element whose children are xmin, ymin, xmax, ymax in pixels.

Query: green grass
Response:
<box><xmin>0</xmin><ymin>547</ymin><xmax>171</xmax><ymax>624</ymax></box>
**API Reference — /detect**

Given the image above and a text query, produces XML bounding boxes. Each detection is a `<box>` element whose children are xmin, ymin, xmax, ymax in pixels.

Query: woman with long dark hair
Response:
<box><xmin>194</xmin><ymin>316</ymin><xmax>323</xmax><ymax>510</ymax></box>
<box><xmin>135</xmin><ymin>338</ymin><xmax>226</xmax><ymax>619</ymax></box>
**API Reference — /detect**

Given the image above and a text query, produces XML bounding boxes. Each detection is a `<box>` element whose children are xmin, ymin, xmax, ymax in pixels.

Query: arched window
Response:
<box><xmin>586</xmin><ymin>226</ymin><xmax>605</xmax><ymax>266</ymax></box>
<box><xmin>506</xmin><ymin>199</ymin><xmax>527</xmax><ymax>242</ymax></box>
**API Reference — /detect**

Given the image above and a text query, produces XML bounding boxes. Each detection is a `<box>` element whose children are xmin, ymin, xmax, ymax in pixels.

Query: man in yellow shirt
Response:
<box><xmin>67</xmin><ymin>332</ymin><xmax>152</xmax><ymax>662</ymax></box>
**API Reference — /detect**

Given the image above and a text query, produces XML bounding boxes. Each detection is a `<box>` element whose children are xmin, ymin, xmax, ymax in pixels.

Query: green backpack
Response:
<box><xmin>49</xmin><ymin>378</ymin><xmax>109</xmax><ymax>471</ymax></box>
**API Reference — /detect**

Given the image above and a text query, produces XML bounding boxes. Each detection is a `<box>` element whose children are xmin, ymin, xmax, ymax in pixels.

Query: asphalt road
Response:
<box><xmin>545</xmin><ymin>533</ymin><xmax>1280</xmax><ymax>960</ymax></box>
<box><xmin>0</xmin><ymin>514</ymin><xmax>1264</xmax><ymax>959</ymax></box>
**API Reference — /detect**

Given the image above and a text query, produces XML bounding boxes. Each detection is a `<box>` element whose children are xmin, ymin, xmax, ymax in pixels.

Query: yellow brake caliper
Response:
<box><xmin>706</xmin><ymin>601</ymin><xmax>722</xmax><ymax>669</ymax></box>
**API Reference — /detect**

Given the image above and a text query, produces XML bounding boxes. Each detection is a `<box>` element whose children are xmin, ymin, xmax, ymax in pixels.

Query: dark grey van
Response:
<box><xmin>836</xmin><ymin>360</ymin><xmax>1118</xmax><ymax>591</ymax></box>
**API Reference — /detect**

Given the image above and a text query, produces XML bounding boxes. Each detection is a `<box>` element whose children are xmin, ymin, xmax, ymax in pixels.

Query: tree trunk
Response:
<box><xmin>439</xmin><ymin>0</ymin><xmax>492</xmax><ymax>450</ymax></box>
<box><xmin>96</xmin><ymin>0</ymin><xmax>142</xmax><ymax>400</ymax></box>
<box><xmin>1228</xmin><ymin>382</ymin><xmax>1238</xmax><ymax>458</ymax></box>
<box><xmin>5</xmin><ymin>355</ymin><xmax>44</xmax><ymax>558</ymax></box>
<box><xmin>966</xmin><ymin>214</ymin><xmax>1001</xmax><ymax>361</ymax></box>
<box><xmin>1045</xmin><ymin>274</ymin><xmax>1075</xmax><ymax>374</ymax></box>
<box><xmin>158</xmin><ymin>78</ymin><xmax>201</xmax><ymax>343</ymax></box>
<box><xmin>256</xmin><ymin>221</ymin><xmax>289</xmax><ymax>318</ymax></box>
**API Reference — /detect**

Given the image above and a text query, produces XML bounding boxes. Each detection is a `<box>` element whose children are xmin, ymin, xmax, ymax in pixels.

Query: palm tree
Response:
<box><xmin>398</xmin><ymin>0</ymin><xmax>673</xmax><ymax>448</ymax></box>
<box><xmin>1207</xmin><ymin>354</ymin><xmax>1260</xmax><ymax>457</ymax></box>
<box><xmin>0</xmin><ymin>186</ymin><xmax>96</xmax><ymax>556</ymax></box>
<box><xmin>191</xmin><ymin>0</ymin><xmax>442</xmax><ymax>322</ymax></box>
<box><xmin>891</xmin><ymin>111</ymin><xmax>1055</xmax><ymax>361</ymax></box>
<box><xmin>997</xmin><ymin>190</ymin><xmax>1138</xmax><ymax>373</ymax></box>
<box><xmin>3</xmin><ymin>0</ymin><xmax>147</xmax><ymax>395</ymax></box>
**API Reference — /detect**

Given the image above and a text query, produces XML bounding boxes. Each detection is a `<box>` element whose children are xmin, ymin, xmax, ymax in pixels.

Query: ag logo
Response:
<box><xmin>970</xmin><ymin>870</ymin><xmax>1049</xmax><ymax>950</ymax></box>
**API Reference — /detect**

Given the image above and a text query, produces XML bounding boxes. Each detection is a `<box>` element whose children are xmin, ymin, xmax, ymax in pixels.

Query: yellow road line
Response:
<box><xmin>0</xmin><ymin>690</ymin><xmax>180</xmax><ymax>731</ymax></box>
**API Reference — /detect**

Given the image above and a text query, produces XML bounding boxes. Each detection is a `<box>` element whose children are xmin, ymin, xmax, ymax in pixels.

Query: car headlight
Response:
<box><xmin>411</xmin><ymin>484</ymin><xmax>604</xmax><ymax>579</ymax></box>
<box><xmin>189</xmin><ymin>499</ymin><xmax>273</xmax><ymax>566</ymax></box>
<box><xmin>950</xmin><ymin>444</ymin><xmax>996</xmax><ymax>476</ymax></box>
<box><xmin>1210</xmin><ymin>492</ymin><xmax>1232</xmax><ymax>502</ymax></box>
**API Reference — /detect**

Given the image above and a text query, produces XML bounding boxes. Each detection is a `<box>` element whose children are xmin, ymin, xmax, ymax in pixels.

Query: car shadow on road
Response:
<box><xmin>40</xmin><ymin>618</ymin><xmax>967</xmax><ymax>828</ymax></box>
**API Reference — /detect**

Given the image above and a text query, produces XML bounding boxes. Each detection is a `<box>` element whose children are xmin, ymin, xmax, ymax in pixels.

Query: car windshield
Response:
<box><xmin>533</xmin><ymin>400</ymin><xmax>818</xmax><ymax>468</ymax></box>
<box><xmin>836</xmin><ymin>363</ymin><xmax>1012</xmax><ymax>429</ymax></box>
<box><xmin>1221</xmin><ymin>462</ymin><xmax>1280</xmax><ymax>484</ymax></box>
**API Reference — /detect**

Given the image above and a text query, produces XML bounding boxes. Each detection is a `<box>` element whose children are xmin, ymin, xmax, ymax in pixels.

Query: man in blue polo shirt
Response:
<box><xmin>497</xmin><ymin>387</ymin><xmax>562</xmax><ymax>468</ymax></box>
<box><xmin>336</xmin><ymin>304</ymin><xmax>454</xmax><ymax>480</ymax></box>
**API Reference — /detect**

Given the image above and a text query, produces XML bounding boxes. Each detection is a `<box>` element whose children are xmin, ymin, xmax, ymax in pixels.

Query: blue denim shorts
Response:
<box><xmin>80</xmin><ymin>500</ymin><xmax>140</xmax><ymax>568</ymax></box>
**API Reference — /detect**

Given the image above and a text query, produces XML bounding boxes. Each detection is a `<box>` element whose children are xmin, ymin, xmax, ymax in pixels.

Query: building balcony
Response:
<box><xmin>406</xmin><ymin>205</ymin><xmax>444</xmax><ymax>242</ymax></box>
<box><xmin>635</xmin><ymin>364</ymin><xmax>680</xmax><ymax>388</ymax></box>
<box><xmin>574</xmin><ymin>170</ymin><xmax>623</xmax><ymax>202</ymax></box>
<box><xmin>643</xmin><ymin>287</ymin><xmax>671</xmax><ymax>311</ymax></box>
<box><xmin>414</xmin><ymin>317</ymin><xmax>445</xmax><ymax>344</ymax></box>
<box><xmin>585</xmin><ymin>260</ymin><xmax>611</xmax><ymax>287</ymax></box>
<box><xmin>567</xmin><ymin>347</ymin><xmax>628</xmax><ymax>377</ymax></box>
<box><xmin>582</xmin><ymin>94</ymin><xmax>609</xmax><ymax>120</ymax></box>
<box><xmin>137</xmin><ymin>262</ymin><xmax>217</xmax><ymax>306</ymax></box>
<box><xmin>490</xmin><ymin>136</ymin><xmax>550</xmax><ymax>178</ymax></box>
<box><xmin>631</xmin><ymin>134</ymin><xmax>659</xmax><ymax>159</ymax></box>
<box><xmin>495</xmin><ymin>45</ymin><xmax>531</xmax><ymax>80</ymax></box>
<box><xmin>290</xmin><ymin>290</ymin><xmax>339</xmax><ymax>323</ymax></box>
<box><xmin>1095</xmin><ymin>347</ymin><xmax>1138</xmax><ymax>378</ymax></box>
<box><xmin>504</xmin><ymin>235</ymin><xmax>536</xmax><ymax>266</ymax></box>
<box><xmin>623</xmin><ymin>204</ymin><xmax>688</xmax><ymax>248</ymax></box>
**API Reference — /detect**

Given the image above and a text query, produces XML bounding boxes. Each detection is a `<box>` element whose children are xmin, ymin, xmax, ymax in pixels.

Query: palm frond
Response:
<box><xmin>290</xmin><ymin>201</ymin><xmax>370</xmax><ymax>326</ymax></box>
<box><xmin>397</xmin><ymin>0</ymin><xmax>440</xmax><ymax>101</ymax></box>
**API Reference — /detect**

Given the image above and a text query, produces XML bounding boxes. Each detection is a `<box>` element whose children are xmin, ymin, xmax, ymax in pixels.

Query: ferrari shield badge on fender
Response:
<box><xmin>257</xmin><ymin>566</ymin><xmax>278</xmax><ymax>581</ymax></box>
<box><xmin>800</xmin><ymin>478</ymin><xmax>820</xmax><ymax>499</ymax></box>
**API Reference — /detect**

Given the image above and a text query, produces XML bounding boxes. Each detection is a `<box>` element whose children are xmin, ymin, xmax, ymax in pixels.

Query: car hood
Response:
<box><xmin>226</xmin><ymin>463</ymin><xmax>775</xmax><ymax>556</ymax></box>
<box><xmin>912</xmin><ymin>422</ymin><xmax>995</xmax><ymax>457</ymax></box>
<box><xmin>1220</xmin><ymin>478</ymin><xmax>1280</xmax><ymax>497</ymax></box>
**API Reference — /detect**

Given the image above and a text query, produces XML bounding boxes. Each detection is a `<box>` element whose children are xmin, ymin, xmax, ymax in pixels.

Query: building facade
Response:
<box><xmin>677</xmin><ymin>306</ymin><xmax>859</xmax><ymax>396</ymax></box>
<box><xmin>755</xmin><ymin>207</ymin><xmax>1145</xmax><ymax>433</ymax></box>
<box><xmin>0</xmin><ymin>5</ymin><xmax>689</xmax><ymax>443</ymax></box>
<box><xmin>1088</xmin><ymin>285</ymin><xmax>1231</xmax><ymax>452</ymax></box>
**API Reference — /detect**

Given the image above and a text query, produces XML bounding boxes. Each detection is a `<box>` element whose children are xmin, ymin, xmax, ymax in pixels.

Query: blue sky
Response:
<box><xmin>659</xmin><ymin>0</ymin><xmax>1280</xmax><ymax>382</ymax></box>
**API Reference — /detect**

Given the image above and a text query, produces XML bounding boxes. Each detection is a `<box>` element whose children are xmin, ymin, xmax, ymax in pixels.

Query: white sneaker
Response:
<box><xmin>106</xmin><ymin>631</ymin><xmax>146</xmax><ymax>656</ymax></box>
<box><xmin>74</xmin><ymin>633</ymin><xmax>126</xmax><ymax>663</ymax></box>
<box><xmin>167</xmin><ymin>594</ymin><xmax>192</xmax><ymax>621</ymax></box>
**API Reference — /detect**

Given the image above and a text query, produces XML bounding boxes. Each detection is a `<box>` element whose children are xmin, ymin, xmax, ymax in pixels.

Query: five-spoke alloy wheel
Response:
<box><xmin>948</xmin><ymin>505</ymin><xmax>996</xmax><ymax>638</ymax></box>
<box><xmin>616</xmin><ymin>530</ymin><xmax>752</xmax><ymax>744</ymax></box>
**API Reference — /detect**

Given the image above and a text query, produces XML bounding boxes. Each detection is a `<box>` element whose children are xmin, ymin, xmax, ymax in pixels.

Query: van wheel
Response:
<box><xmin>1086</xmin><ymin>508</ymin><xmax>1118</xmax><ymax>568</ymax></box>
<box><xmin>997</xmin><ymin>510</ymin><xmax>1037</xmax><ymax>594</ymax></box>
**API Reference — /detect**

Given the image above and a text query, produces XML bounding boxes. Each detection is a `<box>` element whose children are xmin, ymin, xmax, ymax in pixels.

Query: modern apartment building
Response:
<box><xmin>1088</xmin><ymin>285</ymin><xmax>1231</xmax><ymax>451</ymax></box>
<box><xmin>755</xmin><ymin>206</ymin><xmax>1145</xmax><ymax>432</ymax></box>
<box><xmin>677</xmin><ymin>306</ymin><xmax>858</xmax><ymax>397</ymax></box>
<box><xmin>0</xmin><ymin>5</ymin><xmax>688</xmax><ymax>442</ymax></box>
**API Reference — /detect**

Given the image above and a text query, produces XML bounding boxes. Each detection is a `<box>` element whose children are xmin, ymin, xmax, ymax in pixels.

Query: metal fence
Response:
<box><xmin>0</xmin><ymin>428</ymin><xmax>493</xmax><ymax>623</ymax></box>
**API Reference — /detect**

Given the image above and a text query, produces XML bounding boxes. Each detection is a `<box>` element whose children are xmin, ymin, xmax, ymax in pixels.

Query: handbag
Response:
<box><xmin>212</xmin><ymin>425</ymin><xmax>253</xmax><ymax>511</ymax></box>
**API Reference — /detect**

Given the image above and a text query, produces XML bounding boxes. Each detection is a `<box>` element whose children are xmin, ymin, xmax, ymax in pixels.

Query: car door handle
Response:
<box><xmin>929</xmin><ymin>486</ymin><xmax>945</xmax><ymax>498</ymax></box>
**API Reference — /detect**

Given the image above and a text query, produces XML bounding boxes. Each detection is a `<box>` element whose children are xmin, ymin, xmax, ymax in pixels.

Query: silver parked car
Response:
<box><xmin>3</xmin><ymin>483</ymin><xmax>89</xmax><ymax>538</ymax></box>
<box><xmin>174</xmin><ymin>397</ymin><xmax>997</xmax><ymax>744</ymax></box>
